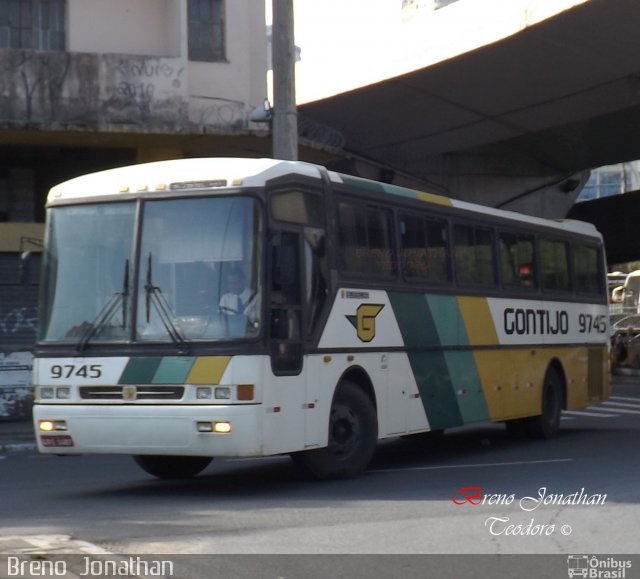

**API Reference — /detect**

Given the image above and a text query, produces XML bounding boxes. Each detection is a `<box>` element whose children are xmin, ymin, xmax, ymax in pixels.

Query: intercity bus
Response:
<box><xmin>33</xmin><ymin>158</ymin><xmax>610</xmax><ymax>479</ymax></box>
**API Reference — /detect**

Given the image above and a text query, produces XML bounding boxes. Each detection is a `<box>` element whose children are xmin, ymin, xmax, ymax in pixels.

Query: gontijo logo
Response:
<box><xmin>346</xmin><ymin>304</ymin><xmax>385</xmax><ymax>342</ymax></box>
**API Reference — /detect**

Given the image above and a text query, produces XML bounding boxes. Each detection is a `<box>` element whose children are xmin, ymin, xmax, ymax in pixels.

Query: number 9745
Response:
<box><xmin>578</xmin><ymin>314</ymin><xmax>606</xmax><ymax>334</ymax></box>
<box><xmin>50</xmin><ymin>364</ymin><xmax>103</xmax><ymax>379</ymax></box>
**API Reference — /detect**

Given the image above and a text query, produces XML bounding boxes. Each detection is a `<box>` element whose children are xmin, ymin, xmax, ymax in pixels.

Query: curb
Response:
<box><xmin>0</xmin><ymin>441</ymin><xmax>37</xmax><ymax>455</ymax></box>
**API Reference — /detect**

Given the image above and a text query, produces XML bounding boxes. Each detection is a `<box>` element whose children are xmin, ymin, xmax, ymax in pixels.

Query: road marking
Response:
<box><xmin>0</xmin><ymin>534</ymin><xmax>112</xmax><ymax>555</ymax></box>
<box><xmin>610</xmin><ymin>396</ymin><xmax>640</xmax><ymax>403</ymax></box>
<box><xmin>562</xmin><ymin>410</ymin><xmax>617</xmax><ymax>417</ymax></box>
<box><xmin>602</xmin><ymin>400</ymin><xmax>640</xmax><ymax>409</ymax></box>
<box><xmin>592</xmin><ymin>405</ymin><xmax>640</xmax><ymax>415</ymax></box>
<box><xmin>369</xmin><ymin>458</ymin><xmax>573</xmax><ymax>474</ymax></box>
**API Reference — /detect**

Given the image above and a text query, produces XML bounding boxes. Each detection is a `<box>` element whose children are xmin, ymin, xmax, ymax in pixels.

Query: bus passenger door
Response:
<box><xmin>269</xmin><ymin>230</ymin><xmax>303</xmax><ymax>376</ymax></box>
<box><xmin>267</xmin><ymin>184</ymin><xmax>329</xmax><ymax>450</ymax></box>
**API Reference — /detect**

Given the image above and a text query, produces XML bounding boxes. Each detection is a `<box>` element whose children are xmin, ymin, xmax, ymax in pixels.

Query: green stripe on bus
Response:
<box><xmin>390</xmin><ymin>292</ymin><xmax>490</xmax><ymax>427</ymax></box>
<box><xmin>153</xmin><ymin>356</ymin><xmax>195</xmax><ymax>384</ymax></box>
<box><xmin>389</xmin><ymin>292</ymin><xmax>463</xmax><ymax>429</ymax></box>
<box><xmin>340</xmin><ymin>175</ymin><xmax>421</xmax><ymax>201</ymax></box>
<box><xmin>119</xmin><ymin>357</ymin><xmax>163</xmax><ymax>384</ymax></box>
<box><xmin>425</xmin><ymin>294</ymin><xmax>467</xmax><ymax>346</ymax></box>
<box><xmin>425</xmin><ymin>294</ymin><xmax>490</xmax><ymax>422</ymax></box>
<box><xmin>389</xmin><ymin>292</ymin><xmax>440</xmax><ymax>347</ymax></box>
<box><xmin>443</xmin><ymin>351</ymin><xmax>490</xmax><ymax>424</ymax></box>
<box><xmin>407</xmin><ymin>351</ymin><xmax>464</xmax><ymax>430</ymax></box>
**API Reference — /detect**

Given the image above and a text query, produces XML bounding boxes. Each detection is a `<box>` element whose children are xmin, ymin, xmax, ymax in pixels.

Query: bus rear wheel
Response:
<box><xmin>291</xmin><ymin>381</ymin><xmax>378</xmax><ymax>480</ymax></box>
<box><xmin>133</xmin><ymin>455</ymin><xmax>213</xmax><ymax>479</ymax></box>
<box><xmin>525</xmin><ymin>366</ymin><xmax>563</xmax><ymax>439</ymax></box>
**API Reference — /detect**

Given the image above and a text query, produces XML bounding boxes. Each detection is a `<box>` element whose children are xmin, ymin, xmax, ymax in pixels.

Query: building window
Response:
<box><xmin>0</xmin><ymin>0</ymin><xmax>66</xmax><ymax>51</ymax></box>
<box><xmin>188</xmin><ymin>0</ymin><xmax>226</xmax><ymax>62</ymax></box>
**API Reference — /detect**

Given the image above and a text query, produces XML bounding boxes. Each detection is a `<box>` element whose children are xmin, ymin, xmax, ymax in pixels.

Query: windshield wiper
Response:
<box><xmin>144</xmin><ymin>252</ymin><xmax>189</xmax><ymax>353</ymax></box>
<box><xmin>76</xmin><ymin>260</ymin><xmax>129</xmax><ymax>353</ymax></box>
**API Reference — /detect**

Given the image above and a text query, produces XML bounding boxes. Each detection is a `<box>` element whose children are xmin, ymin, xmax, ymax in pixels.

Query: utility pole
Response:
<box><xmin>271</xmin><ymin>0</ymin><xmax>298</xmax><ymax>160</ymax></box>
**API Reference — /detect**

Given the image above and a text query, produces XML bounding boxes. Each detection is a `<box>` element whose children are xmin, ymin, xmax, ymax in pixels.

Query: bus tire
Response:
<box><xmin>291</xmin><ymin>381</ymin><xmax>378</xmax><ymax>480</ymax></box>
<box><xmin>525</xmin><ymin>366</ymin><xmax>563</xmax><ymax>439</ymax></box>
<box><xmin>133</xmin><ymin>455</ymin><xmax>213</xmax><ymax>479</ymax></box>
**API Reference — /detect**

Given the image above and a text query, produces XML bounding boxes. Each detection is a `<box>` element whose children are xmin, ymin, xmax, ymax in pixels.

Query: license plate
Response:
<box><xmin>41</xmin><ymin>435</ymin><xmax>74</xmax><ymax>448</ymax></box>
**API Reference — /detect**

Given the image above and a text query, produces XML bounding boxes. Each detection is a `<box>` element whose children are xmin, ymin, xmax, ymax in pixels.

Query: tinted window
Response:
<box><xmin>454</xmin><ymin>224</ymin><xmax>495</xmax><ymax>286</ymax></box>
<box><xmin>400</xmin><ymin>214</ymin><xmax>449</xmax><ymax>283</ymax></box>
<box><xmin>499</xmin><ymin>232</ymin><xmax>536</xmax><ymax>288</ymax></box>
<box><xmin>573</xmin><ymin>244</ymin><xmax>603</xmax><ymax>295</ymax></box>
<box><xmin>271</xmin><ymin>191</ymin><xmax>324</xmax><ymax>227</ymax></box>
<box><xmin>338</xmin><ymin>201</ymin><xmax>394</xmax><ymax>276</ymax></box>
<box><xmin>540</xmin><ymin>239</ymin><xmax>571</xmax><ymax>292</ymax></box>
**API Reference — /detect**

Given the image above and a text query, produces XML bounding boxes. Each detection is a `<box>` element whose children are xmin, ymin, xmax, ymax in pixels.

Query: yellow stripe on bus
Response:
<box><xmin>457</xmin><ymin>296</ymin><xmax>498</xmax><ymax>346</ymax></box>
<box><xmin>186</xmin><ymin>356</ymin><xmax>231</xmax><ymax>384</ymax></box>
<box><xmin>416</xmin><ymin>191</ymin><xmax>452</xmax><ymax>206</ymax></box>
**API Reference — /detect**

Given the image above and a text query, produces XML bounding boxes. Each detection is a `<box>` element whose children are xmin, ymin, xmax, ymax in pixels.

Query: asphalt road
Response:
<box><xmin>1</xmin><ymin>376</ymin><xmax>639</xmax><ymax>576</ymax></box>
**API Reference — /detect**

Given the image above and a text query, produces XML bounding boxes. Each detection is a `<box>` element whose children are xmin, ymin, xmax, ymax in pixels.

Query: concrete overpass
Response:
<box><xmin>297</xmin><ymin>0</ymin><xmax>640</xmax><ymax>218</ymax></box>
<box><xmin>568</xmin><ymin>191</ymin><xmax>640</xmax><ymax>266</ymax></box>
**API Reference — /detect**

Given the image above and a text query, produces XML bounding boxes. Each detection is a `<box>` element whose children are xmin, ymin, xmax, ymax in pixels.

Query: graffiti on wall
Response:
<box><xmin>0</xmin><ymin>352</ymin><xmax>33</xmax><ymax>420</ymax></box>
<box><xmin>0</xmin><ymin>50</ymin><xmax>189</xmax><ymax>128</ymax></box>
<box><xmin>191</xmin><ymin>96</ymin><xmax>254</xmax><ymax>131</ymax></box>
<box><xmin>105</xmin><ymin>55</ymin><xmax>187</xmax><ymax>122</ymax></box>
<box><xmin>0</xmin><ymin>49</ymin><xmax>344</xmax><ymax>154</ymax></box>
<box><xmin>0</xmin><ymin>306</ymin><xmax>38</xmax><ymax>337</ymax></box>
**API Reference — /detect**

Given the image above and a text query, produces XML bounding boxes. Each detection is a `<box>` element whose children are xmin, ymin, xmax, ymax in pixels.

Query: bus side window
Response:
<box><xmin>573</xmin><ymin>244</ymin><xmax>603</xmax><ymax>296</ymax></box>
<box><xmin>540</xmin><ymin>238</ymin><xmax>571</xmax><ymax>292</ymax></box>
<box><xmin>499</xmin><ymin>232</ymin><xmax>536</xmax><ymax>288</ymax></box>
<box><xmin>337</xmin><ymin>201</ymin><xmax>394</xmax><ymax>277</ymax></box>
<box><xmin>454</xmin><ymin>223</ymin><xmax>496</xmax><ymax>286</ymax></box>
<box><xmin>400</xmin><ymin>214</ymin><xmax>449</xmax><ymax>283</ymax></box>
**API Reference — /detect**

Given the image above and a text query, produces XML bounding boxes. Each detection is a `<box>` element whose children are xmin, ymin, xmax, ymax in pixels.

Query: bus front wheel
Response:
<box><xmin>291</xmin><ymin>381</ymin><xmax>378</xmax><ymax>480</ymax></box>
<box><xmin>133</xmin><ymin>455</ymin><xmax>213</xmax><ymax>479</ymax></box>
<box><xmin>525</xmin><ymin>366</ymin><xmax>563</xmax><ymax>439</ymax></box>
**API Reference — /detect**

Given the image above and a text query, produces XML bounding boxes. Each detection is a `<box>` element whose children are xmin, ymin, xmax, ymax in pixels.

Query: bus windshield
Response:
<box><xmin>38</xmin><ymin>195</ymin><xmax>262</xmax><ymax>345</ymax></box>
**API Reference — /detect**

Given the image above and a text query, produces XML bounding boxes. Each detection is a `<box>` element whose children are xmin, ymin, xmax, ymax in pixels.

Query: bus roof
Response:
<box><xmin>48</xmin><ymin>157</ymin><xmax>600</xmax><ymax>239</ymax></box>
<box><xmin>47</xmin><ymin>158</ymin><xmax>316</xmax><ymax>202</ymax></box>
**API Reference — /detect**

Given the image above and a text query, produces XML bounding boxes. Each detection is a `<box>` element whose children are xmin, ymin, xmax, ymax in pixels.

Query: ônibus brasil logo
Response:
<box><xmin>567</xmin><ymin>555</ymin><xmax>632</xmax><ymax>578</ymax></box>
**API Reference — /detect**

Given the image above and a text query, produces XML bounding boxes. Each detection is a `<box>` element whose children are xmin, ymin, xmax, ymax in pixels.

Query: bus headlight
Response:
<box><xmin>40</xmin><ymin>387</ymin><xmax>55</xmax><ymax>399</ymax></box>
<box><xmin>56</xmin><ymin>387</ymin><xmax>71</xmax><ymax>399</ymax></box>
<box><xmin>196</xmin><ymin>421</ymin><xmax>232</xmax><ymax>434</ymax></box>
<box><xmin>213</xmin><ymin>421</ymin><xmax>232</xmax><ymax>434</ymax></box>
<box><xmin>196</xmin><ymin>387</ymin><xmax>213</xmax><ymax>400</ymax></box>
<box><xmin>39</xmin><ymin>387</ymin><xmax>72</xmax><ymax>400</ymax></box>
<box><xmin>39</xmin><ymin>420</ymin><xmax>68</xmax><ymax>432</ymax></box>
<box><xmin>214</xmin><ymin>387</ymin><xmax>231</xmax><ymax>400</ymax></box>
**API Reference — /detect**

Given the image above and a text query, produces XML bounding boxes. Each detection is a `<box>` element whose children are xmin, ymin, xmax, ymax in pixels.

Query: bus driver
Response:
<box><xmin>219</xmin><ymin>267</ymin><xmax>258</xmax><ymax>322</ymax></box>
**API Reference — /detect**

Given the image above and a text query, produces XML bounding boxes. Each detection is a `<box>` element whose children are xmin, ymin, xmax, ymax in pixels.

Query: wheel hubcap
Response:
<box><xmin>329</xmin><ymin>405</ymin><xmax>360</xmax><ymax>456</ymax></box>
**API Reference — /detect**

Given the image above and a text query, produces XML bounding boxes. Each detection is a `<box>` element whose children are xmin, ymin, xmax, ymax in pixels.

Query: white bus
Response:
<box><xmin>33</xmin><ymin>158</ymin><xmax>610</xmax><ymax>479</ymax></box>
